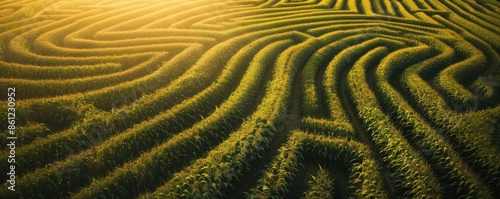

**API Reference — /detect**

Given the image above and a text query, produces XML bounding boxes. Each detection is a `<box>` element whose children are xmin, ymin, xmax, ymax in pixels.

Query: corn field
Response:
<box><xmin>0</xmin><ymin>0</ymin><xmax>499</xmax><ymax>198</ymax></box>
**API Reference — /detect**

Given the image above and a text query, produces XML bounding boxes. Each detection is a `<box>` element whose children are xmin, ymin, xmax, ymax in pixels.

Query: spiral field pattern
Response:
<box><xmin>1</xmin><ymin>0</ymin><xmax>499</xmax><ymax>198</ymax></box>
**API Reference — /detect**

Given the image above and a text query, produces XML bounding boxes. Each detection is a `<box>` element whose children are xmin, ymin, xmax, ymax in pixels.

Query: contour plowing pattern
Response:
<box><xmin>1</xmin><ymin>0</ymin><xmax>499</xmax><ymax>198</ymax></box>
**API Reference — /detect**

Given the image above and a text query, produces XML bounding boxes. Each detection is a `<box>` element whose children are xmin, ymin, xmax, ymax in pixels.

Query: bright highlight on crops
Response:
<box><xmin>1</xmin><ymin>0</ymin><xmax>499</xmax><ymax>198</ymax></box>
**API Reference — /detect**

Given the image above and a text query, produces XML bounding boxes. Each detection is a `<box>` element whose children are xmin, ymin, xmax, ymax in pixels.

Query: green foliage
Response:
<box><xmin>1</xmin><ymin>1</ymin><xmax>499</xmax><ymax>198</ymax></box>
<box><xmin>303</xmin><ymin>166</ymin><xmax>334</xmax><ymax>199</ymax></box>
<box><xmin>348</xmin><ymin>44</ymin><xmax>442</xmax><ymax>198</ymax></box>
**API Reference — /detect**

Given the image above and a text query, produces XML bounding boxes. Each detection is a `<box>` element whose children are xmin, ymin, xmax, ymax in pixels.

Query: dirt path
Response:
<box><xmin>314</xmin><ymin>61</ymin><xmax>329</xmax><ymax>118</ymax></box>
<box><xmin>227</xmin><ymin>53</ymin><xmax>303</xmax><ymax>198</ymax></box>
<box><xmin>336</xmin><ymin>56</ymin><xmax>399</xmax><ymax>198</ymax></box>
<box><xmin>287</xmin><ymin>161</ymin><xmax>319</xmax><ymax>199</ymax></box>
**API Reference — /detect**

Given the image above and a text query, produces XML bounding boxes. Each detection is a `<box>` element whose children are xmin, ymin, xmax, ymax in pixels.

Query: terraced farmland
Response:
<box><xmin>1</xmin><ymin>0</ymin><xmax>499</xmax><ymax>198</ymax></box>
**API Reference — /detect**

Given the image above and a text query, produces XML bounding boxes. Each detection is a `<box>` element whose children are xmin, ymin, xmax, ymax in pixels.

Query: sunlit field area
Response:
<box><xmin>1</xmin><ymin>0</ymin><xmax>499</xmax><ymax>198</ymax></box>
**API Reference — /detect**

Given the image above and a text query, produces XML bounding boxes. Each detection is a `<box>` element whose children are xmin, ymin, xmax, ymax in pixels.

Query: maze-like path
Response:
<box><xmin>1</xmin><ymin>0</ymin><xmax>499</xmax><ymax>198</ymax></box>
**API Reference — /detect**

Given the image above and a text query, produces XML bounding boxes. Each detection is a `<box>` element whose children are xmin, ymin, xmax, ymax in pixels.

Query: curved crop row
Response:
<box><xmin>434</xmin><ymin>39</ymin><xmax>489</xmax><ymax>105</ymax></box>
<box><xmin>374</xmin><ymin>40</ymin><xmax>493</xmax><ymax>198</ymax></box>
<box><xmin>1</xmin><ymin>0</ymin><xmax>498</xmax><ymax>198</ymax></box>
<box><xmin>0</xmin><ymin>61</ymin><xmax>123</xmax><ymax>80</ymax></box>
<box><xmin>347</xmin><ymin>44</ymin><xmax>442</xmax><ymax>198</ymax></box>
<box><xmin>1</xmin><ymin>53</ymin><xmax>172</xmax><ymax>98</ymax></box>
<box><xmin>0</xmin><ymin>29</ymin><xmax>281</xmax><ymax>179</ymax></box>
<box><xmin>401</xmin><ymin>50</ymin><xmax>500</xmax><ymax>195</ymax></box>
<box><xmin>249</xmin><ymin>131</ymin><xmax>386</xmax><ymax>198</ymax></box>
<box><xmin>2</xmin><ymin>37</ymin><xmax>295</xmax><ymax>199</ymax></box>
<box><xmin>322</xmin><ymin>29</ymin><xmax>406</xmax><ymax>124</ymax></box>
<box><xmin>136</xmin><ymin>33</ymin><xmax>311</xmax><ymax>199</ymax></box>
<box><xmin>299</xmin><ymin>117</ymin><xmax>356</xmax><ymax>140</ymax></box>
